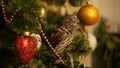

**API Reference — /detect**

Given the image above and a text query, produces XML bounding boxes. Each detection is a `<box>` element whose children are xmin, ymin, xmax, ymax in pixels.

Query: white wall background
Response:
<box><xmin>91</xmin><ymin>0</ymin><xmax>120</xmax><ymax>33</ymax></box>
<box><xmin>92</xmin><ymin>0</ymin><xmax>120</xmax><ymax>21</ymax></box>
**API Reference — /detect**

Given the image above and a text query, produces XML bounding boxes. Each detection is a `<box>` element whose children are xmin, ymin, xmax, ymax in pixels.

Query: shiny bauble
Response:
<box><xmin>59</xmin><ymin>6</ymin><xmax>66</xmax><ymax>16</ymax></box>
<box><xmin>88</xmin><ymin>32</ymin><xmax>97</xmax><ymax>51</ymax></box>
<box><xmin>15</xmin><ymin>35</ymin><xmax>37</xmax><ymax>64</ymax></box>
<box><xmin>31</xmin><ymin>33</ymin><xmax>42</xmax><ymax>50</ymax></box>
<box><xmin>78</xmin><ymin>4</ymin><xmax>99</xmax><ymax>25</ymax></box>
<box><xmin>40</xmin><ymin>7</ymin><xmax>46</xmax><ymax>17</ymax></box>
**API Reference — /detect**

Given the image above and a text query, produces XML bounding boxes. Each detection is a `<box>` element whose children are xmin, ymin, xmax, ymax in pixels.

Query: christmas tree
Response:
<box><xmin>0</xmin><ymin>0</ymin><xmax>99</xmax><ymax>68</ymax></box>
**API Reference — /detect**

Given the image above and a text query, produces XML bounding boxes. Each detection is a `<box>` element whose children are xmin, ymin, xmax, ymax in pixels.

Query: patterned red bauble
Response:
<box><xmin>15</xmin><ymin>35</ymin><xmax>37</xmax><ymax>64</ymax></box>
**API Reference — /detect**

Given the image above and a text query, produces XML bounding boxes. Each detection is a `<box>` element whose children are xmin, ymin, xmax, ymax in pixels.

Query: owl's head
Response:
<box><xmin>59</xmin><ymin>15</ymin><xmax>79</xmax><ymax>31</ymax></box>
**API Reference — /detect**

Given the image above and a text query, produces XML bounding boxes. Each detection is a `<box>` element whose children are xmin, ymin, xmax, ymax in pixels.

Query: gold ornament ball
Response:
<box><xmin>78</xmin><ymin>4</ymin><xmax>99</xmax><ymax>25</ymax></box>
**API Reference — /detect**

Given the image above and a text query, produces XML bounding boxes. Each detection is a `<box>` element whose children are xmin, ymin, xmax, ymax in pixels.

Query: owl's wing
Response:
<box><xmin>49</xmin><ymin>28</ymin><xmax>66</xmax><ymax>47</ymax></box>
<box><xmin>55</xmin><ymin>32</ymin><xmax>73</xmax><ymax>53</ymax></box>
<box><xmin>49</xmin><ymin>28</ymin><xmax>73</xmax><ymax>53</ymax></box>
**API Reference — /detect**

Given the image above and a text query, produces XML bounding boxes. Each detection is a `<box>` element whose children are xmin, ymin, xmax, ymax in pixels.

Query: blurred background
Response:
<box><xmin>89</xmin><ymin>0</ymin><xmax>120</xmax><ymax>68</ymax></box>
<box><xmin>0</xmin><ymin>0</ymin><xmax>120</xmax><ymax>68</ymax></box>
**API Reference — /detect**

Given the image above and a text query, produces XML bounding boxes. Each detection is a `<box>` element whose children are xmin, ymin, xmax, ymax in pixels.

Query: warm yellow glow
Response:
<box><xmin>89</xmin><ymin>9</ymin><xmax>95</xmax><ymax>17</ymax></box>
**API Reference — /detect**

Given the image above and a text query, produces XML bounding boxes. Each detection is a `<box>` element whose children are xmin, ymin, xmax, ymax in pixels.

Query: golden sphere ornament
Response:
<box><xmin>77</xmin><ymin>4</ymin><xmax>99</xmax><ymax>25</ymax></box>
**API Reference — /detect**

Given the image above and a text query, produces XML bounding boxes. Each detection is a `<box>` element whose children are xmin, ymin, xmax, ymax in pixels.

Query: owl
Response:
<box><xmin>49</xmin><ymin>15</ymin><xmax>79</xmax><ymax>53</ymax></box>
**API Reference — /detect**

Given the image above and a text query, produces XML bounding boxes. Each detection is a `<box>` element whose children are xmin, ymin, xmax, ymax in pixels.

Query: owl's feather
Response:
<box><xmin>49</xmin><ymin>15</ymin><xmax>79</xmax><ymax>53</ymax></box>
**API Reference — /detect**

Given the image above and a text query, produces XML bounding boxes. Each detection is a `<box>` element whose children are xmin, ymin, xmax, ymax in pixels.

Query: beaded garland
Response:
<box><xmin>1</xmin><ymin>0</ymin><xmax>21</xmax><ymax>23</ymax></box>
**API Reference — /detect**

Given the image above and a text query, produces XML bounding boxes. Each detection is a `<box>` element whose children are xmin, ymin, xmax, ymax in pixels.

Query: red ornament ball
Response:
<box><xmin>15</xmin><ymin>35</ymin><xmax>37</xmax><ymax>64</ymax></box>
<box><xmin>77</xmin><ymin>4</ymin><xmax>99</xmax><ymax>25</ymax></box>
